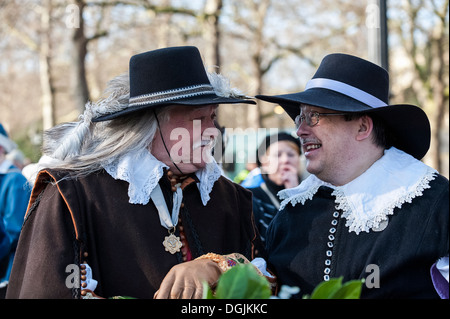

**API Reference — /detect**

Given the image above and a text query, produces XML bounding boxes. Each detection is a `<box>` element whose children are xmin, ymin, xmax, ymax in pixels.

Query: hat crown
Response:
<box><xmin>312</xmin><ymin>53</ymin><xmax>389</xmax><ymax>105</ymax></box>
<box><xmin>129</xmin><ymin>46</ymin><xmax>211</xmax><ymax>98</ymax></box>
<box><xmin>92</xmin><ymin>46</ymin><xmax>254</xmax><ymax>122</ymax></box>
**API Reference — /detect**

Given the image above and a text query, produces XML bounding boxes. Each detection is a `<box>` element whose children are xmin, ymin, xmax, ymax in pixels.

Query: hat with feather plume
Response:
<box><xmin>92</xmin><ymin>46</ymin><xmax>255</xmax><ymax>122</ymax></box>
<box><xmin>48</xmin><ymin>46</ymin><xmax>254</xmax><ymax>161</ymax></box>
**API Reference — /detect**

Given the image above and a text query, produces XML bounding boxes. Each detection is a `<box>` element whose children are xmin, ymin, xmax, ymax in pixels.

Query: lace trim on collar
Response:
<box><xmin>334</xmin><ymin>166</ymin><xmax>436</xmax><ymax>234</ymax></box>
<box><xmin>102</xmin><ymin>149</ymin><xmax>221</xmax><ymax>206</ymax></box>
<box><xmin>278</xmin><ymin>147</ymin><xmax>438</xmax><ymax>234</ymax></box>
<box><xmin>195</xmin><ymin>160</ymin><xmax>223</xmax><ymax>206</ymax></box>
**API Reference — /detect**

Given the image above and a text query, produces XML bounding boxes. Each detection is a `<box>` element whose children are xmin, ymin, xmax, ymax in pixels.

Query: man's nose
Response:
<box><xmin>296</xmin><ymin>120</ymin><xmax>309</xmax><ymax>137</ymax></box>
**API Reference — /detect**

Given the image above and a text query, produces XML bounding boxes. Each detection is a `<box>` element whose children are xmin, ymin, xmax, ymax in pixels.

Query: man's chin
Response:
<box><xmin>173</xmin><ymin>162</ymin><xmax>209</xmax><ymax>174</ymax></box>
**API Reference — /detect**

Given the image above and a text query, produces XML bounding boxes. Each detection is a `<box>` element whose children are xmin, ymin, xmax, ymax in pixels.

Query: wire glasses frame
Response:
<box><xmin>295</xmin><ymin>111</ymin><xmax>347</xmax><ymax>129</ymax></box>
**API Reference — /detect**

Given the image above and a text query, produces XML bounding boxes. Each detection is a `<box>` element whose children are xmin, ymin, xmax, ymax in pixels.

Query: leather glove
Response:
<box><xmin>154</xmin><ymin>259</ymin><xmax>222</xmax><ymax>299</ymax></box>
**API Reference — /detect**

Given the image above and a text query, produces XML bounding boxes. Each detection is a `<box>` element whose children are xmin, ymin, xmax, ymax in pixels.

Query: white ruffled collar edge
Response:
<box><xmin>278</xmin><ymin>147</ymin><xmax>438</xmax><ymax>234</ymax></box>
<box><xmin>102</xmin><ymin>149</ymin><xmax>222</xmax><ymax>206</ymax></box>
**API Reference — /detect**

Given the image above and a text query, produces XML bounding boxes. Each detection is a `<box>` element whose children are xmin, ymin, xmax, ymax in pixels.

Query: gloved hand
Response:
<box><xmin>154</xmin><ymin>259</ymin><xmax>222</xmax><ymax>299</ymax></box>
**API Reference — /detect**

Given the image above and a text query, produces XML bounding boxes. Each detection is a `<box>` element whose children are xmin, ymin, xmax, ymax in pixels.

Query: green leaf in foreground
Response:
<box><xmin>308</xmin><ymin>277</ymin><xmax>343</xmax><ymax>299</ymax></box>
<box><xmin>203</xmin><ymin>263</ymin><xmax>271</xmax><ymax>299</ymax></box>
<box><xmin>304</xmin><ymin>276</ymin><xmax>363</xmax><ymax>299</ymax></box>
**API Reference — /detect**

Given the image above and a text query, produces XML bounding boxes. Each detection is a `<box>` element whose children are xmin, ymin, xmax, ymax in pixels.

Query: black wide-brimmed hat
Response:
<box><xmin>256</xmin><ymin>53</ymin><xmax>431</xmax><ymax>160</ymax></box>
<box><xmin>93</xmin><ymin>46</ymin><xmax>255</xmax><ymax>122</ymax></box>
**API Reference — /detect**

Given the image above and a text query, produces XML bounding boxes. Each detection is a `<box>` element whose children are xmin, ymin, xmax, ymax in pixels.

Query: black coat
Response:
<box><xmin>266</xmin><ymin>175</ymin><xmax>449</xmax><ymax>298</ymax></box>
<box><xmin>248</xmin><ymin>175</ymin><xmax>284</xmax><ymax>243</ymax></box>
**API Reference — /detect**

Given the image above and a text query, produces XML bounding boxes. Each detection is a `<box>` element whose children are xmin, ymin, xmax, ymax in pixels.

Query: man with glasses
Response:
<box><xmin>256</xmin><ymin>53</ymin><xmax>448</xmax><ymax>298</ymax></box>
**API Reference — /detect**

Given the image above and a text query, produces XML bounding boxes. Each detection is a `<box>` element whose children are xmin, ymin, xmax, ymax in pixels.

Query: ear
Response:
<box><xmin>355</xmin><ymin>115</ymin><xmax>374</xmax><ymax>141</ymax></box>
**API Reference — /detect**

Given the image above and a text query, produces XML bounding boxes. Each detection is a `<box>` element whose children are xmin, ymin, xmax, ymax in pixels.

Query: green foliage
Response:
<box><xmin>14</xmin><ymin>130</ymin><xmax>42</xmax><ymax>163</ymax></box>
<box><xmin>303</xmin><ymin>277</ymin><xmax>363</xmax><ymax>299</ymax></box>
<box><xmin>203</xmin><ymin>263</ymin><xmax>272</xmax><ymax>299</ymax></box>
<box><xmin>203</xmin><ymin>264</ymin><xmax>363</xmax><ymax>299</ymax></box>
<box><xmin>110</xmin><ymin>295</ymin><xmax>137</xmax><ymax>299</ymax></box>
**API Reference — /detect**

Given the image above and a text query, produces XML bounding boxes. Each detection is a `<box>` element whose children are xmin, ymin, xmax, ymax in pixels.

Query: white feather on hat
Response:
<box><xmin>48</xmin><ymin>70</ymin><xmax>249</xmax><ymax>161</ymax></box>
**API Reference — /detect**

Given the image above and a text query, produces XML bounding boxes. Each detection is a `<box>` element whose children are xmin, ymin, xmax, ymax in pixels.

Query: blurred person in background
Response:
<box><xmin>0</xmin><ymin>123</ymin><xmax>31</xmax><ymax>298</ymax></box>
<box><xmin>234</xmin><ymin>162</ymin><xmax>261</xmax><ymax>186</ymax></box>
<box><xmin>247</xmin><ymin>132</ymin><xmax>303</xmax><ymax>243</ymax></box>
<box><xmin>0</xmin><ymin>219</ymin><xmax>10</xmax><ymax>298</ymax></box>
<box><xmin>6</xmin><ymin>149</ymin><xmax>29</xmax><ymax>171</ymax></box>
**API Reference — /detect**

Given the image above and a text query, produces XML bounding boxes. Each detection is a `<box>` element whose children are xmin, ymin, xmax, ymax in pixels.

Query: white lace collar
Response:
<box><xmin>278</xmin><ymin>147</ymin><xmax>438</xmax><ymax>234</ymax></box>
<box><xmin>102</xmin><ymin>149</ymin><xmax>222</xmax><ymax>206</ymax></box>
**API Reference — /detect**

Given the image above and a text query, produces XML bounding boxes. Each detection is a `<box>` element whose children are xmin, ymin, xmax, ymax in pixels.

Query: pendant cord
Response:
<box><xmin>174</xmin><ymin>225</ymin><xmax>184</xmax><ymax>264</ymax></box>
<box><xmin>180</xmin><ymin>203</ymin><xmax>205</xmax><ymax>257</ymax></box>
<box><xmin>153</xmin><ymin>110</ymin><xmax>184</xmax><ymax>175</ymax></box>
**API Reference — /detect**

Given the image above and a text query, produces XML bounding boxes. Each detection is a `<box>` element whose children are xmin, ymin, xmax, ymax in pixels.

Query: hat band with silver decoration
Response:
<box><xmin>305</xmin><ymin>78</ymin><xmax>388</xmax><ymax>108</ymax></box>
<box><xmin>129</xmin><ymin>84</ymin><xmax>216</xmax><ymax>107</ymax></box>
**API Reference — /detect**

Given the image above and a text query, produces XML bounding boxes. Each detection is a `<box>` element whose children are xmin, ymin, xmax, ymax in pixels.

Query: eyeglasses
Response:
<box><xmin>295</xmin><ymin>111</ymin><xmax>347</xmax><ymax>128</ymax></box>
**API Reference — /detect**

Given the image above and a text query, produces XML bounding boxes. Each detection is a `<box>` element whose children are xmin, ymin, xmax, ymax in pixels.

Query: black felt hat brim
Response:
<box><xmin>93</xmin><ymin>93</ymin><xmax>255</xmax><ymax>122</ymax></box>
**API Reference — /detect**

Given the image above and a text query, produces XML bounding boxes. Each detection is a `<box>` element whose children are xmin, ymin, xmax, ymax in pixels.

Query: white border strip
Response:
<box><xmin>305</xmin><ymin>78</ymin><xmax>388</xmax><ymax>108</ymax></box>
<box><xmin>129</xmin><ymin>84</ymin><xmax>216</xmax><ymax>107</ymax></box>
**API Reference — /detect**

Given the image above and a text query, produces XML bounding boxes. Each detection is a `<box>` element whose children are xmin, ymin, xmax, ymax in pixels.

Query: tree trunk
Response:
<box><xmin>40</xmin><ymin>0</ymin><xmax>55</xmax><ymax>130</ymax></box>
<box><xmin>429</xmin><ymin>22</ymin><xmax>446</xmax><ymax>172</ymax></box>
<box><xmin>204</xmin><ymin>0</ymin><xmax>223</xmax><ymax>68</ymax></box>
<box><xmin>247</xmin><ymin>0</ymin><xmax>271</xmax><ymax>129</ymax></box>
<box><xmin>248</xmin><ymin>51</ymin><xmax>263</xmax><ymax>129</ymax></box>
<box><xmin>72</xmin><ymin>0</ymin><xmax>90</xmax><ymax>113</ymax></box>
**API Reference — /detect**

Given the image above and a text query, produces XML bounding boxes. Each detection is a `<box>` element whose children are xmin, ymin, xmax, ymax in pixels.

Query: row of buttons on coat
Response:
<box><xmin>323</xmin><ymin>211</ymin><xmax>340</xmax><ymax>281</ymax></box>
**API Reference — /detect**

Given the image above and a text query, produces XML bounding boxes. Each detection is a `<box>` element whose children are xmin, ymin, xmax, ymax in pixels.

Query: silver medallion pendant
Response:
<box><xmin>163</xmin><ymin>232</ymin><xmax>182</xmax><ymax>254</ymax></box>
<box><xmin>372</xmin><ymin>219</ymin><xmax>389</xmax><ymax>232</ymax></box>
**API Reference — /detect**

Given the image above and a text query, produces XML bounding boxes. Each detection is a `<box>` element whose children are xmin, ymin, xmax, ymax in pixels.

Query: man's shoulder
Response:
<box><xmin>424</xmin><ymin>173</ymin><xmax>449</xmax><ymax>200</ymax></box>
<box><xmin>431</xmin><ymin>173</ymin><xmax>449</xmax><ymax>186</ymax></box>
<box><xmin>33</xmin><ymin>168</ymin><xmax>121</xmax><ymax>199</ymax></box>
<box><xmin>207</xmin><ymin>175</ymin><xmax>253</xmax><ymax>203</ymax></box>
<box><xmin>37</xmin><ymin>168</ymin><xmax>111</xmax><ymax>182</ymax></box>
<box><xmin>217</xmin><ymin>175</ymin><xmax>252</xmax><ymax>193</ymax></box>
<box><xmin>427</xmin><ymin>173</ymin><xmax>449</xmax><ymax>202</ymax></box>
